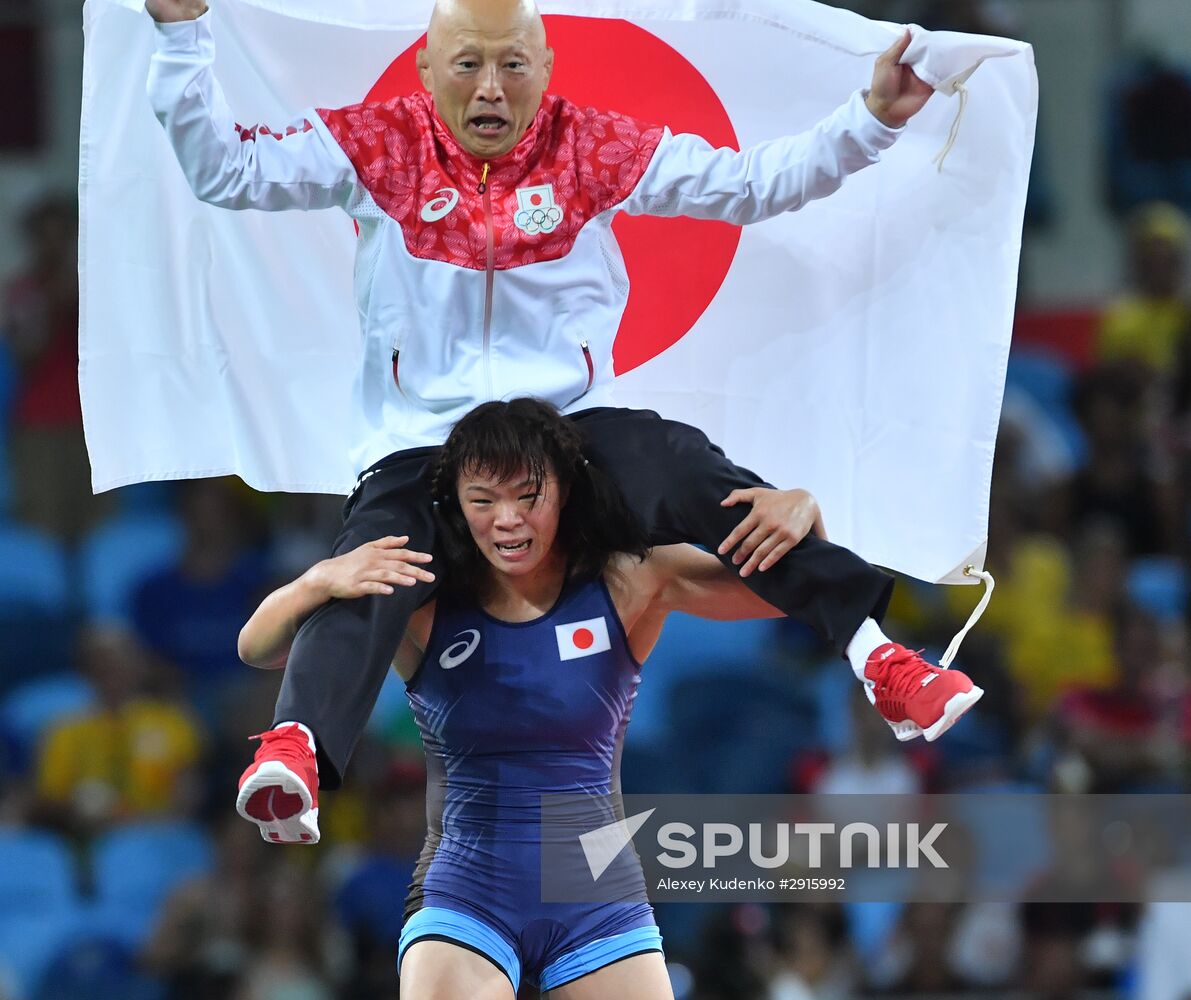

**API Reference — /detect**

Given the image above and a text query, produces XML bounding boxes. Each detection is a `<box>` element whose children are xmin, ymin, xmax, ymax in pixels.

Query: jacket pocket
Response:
<box><xmin>563</xmin><ymin>338</ymin><xmax>595</xmax><ymax>408</ymax></box>
<box><xmin>390</xmin><ymin>333</ymin><xmax>407</xmax><ymax>398</ymax></box>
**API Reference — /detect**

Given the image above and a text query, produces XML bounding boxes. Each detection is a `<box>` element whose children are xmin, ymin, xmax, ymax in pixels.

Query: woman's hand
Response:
<box><xmin>306</xmin><ymin>536</ymin><xmax>435</xmax><ymax>599</ymax></box>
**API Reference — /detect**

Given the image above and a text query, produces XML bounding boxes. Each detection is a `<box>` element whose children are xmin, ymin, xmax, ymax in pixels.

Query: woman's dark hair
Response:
<box><xmin>430</xmin><ymin>398</ymin><xmax>650</xmax><ymax>599</ymax></box>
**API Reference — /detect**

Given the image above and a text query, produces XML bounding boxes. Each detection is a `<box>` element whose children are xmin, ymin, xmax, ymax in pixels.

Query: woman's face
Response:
<box><xmin>457</xmin><ymin>464</ymin><xmax>565</xmax><ymax>578</ymax></box>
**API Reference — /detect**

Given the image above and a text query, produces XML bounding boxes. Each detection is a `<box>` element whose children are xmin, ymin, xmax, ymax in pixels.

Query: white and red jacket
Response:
<box><xmin>147</xmin><ymin>13</ymin><xmax>900</xmax><ymax>476</ymax></box>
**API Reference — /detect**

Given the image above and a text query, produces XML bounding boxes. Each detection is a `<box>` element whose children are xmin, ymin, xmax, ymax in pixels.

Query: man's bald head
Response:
<box><xmin>418</xmin><ymin>0</ymin><xmax>553</xmax><ymax>159</ymax></box>
<box><xmin>426</xmin><ymin>0</ymin><xmax>546</xmax><ymax>53</ymax></box>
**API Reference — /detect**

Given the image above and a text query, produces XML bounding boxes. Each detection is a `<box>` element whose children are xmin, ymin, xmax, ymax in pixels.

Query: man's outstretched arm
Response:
<box><xmin>621</xmin><ymin>31</ymin><xmax>933</xmax><ymax>225</ymax></box>
<box><xmin>146</xmin><ymin>0</ymin><xmax>358</xmax><ymax>211</ymax></box>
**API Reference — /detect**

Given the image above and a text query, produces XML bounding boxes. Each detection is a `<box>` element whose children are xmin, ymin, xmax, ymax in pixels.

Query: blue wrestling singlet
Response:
<box><xmin>398</xmin><ymin>573</ymin><xmax>662</xmax><ymax>992</ymax></box>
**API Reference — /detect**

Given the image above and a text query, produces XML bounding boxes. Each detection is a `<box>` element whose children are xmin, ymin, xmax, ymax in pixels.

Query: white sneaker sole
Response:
<box><xmin>885</xmin><ymin>685</ymin><xmax>986</xmax><ymax>743</ymax></box>
<box><xmin>236</xmin><ymin>760</ymin><xmax>320</xmax><ymax>844</ymax></box>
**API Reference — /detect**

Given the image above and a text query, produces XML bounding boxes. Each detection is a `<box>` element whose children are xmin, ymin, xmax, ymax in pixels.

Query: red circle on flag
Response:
<box><xmin>364</xmin><ymin>16</ymin><xmax>741</xmax><ymax>375</ymax></box>
<box><xmin>572</xmin><ymin>627</ymin><xmax>595</xmax><ymax>650</ymax></box>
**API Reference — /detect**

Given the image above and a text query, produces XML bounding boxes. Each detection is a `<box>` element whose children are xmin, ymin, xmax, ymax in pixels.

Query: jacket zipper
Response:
<box><xmin>479</xmin><ymin>162</ymin><xmax>494</xmax><ymax>400</ymax></box>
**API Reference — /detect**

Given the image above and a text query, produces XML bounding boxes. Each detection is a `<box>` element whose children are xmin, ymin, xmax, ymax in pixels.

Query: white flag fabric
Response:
<box><xmin>79</xmin><ymin>0</ymin><xmax>1037</xmax><ymax>584</ymax></box>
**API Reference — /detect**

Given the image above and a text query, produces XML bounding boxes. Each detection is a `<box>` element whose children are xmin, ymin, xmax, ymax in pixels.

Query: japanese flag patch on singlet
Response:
<box><xmin>555</xmin><ymin>617</ymin><xmax>611</xmax><ymax>661</ymax></box>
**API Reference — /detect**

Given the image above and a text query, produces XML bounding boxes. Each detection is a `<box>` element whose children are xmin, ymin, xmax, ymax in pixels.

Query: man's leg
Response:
<box><xmin>238</xmin><ymin>448</ymin><xmax>439</xmax><ymax>842</ymax></box>
<box><xmin>574</xmin><ymin>408</ymin><xmax>890</xmax><ymax>650</ymax></box>
<box><xmin>573</xmin><ymin>408</ymin><xmax>981</xmax><ymax>741</ymax></box>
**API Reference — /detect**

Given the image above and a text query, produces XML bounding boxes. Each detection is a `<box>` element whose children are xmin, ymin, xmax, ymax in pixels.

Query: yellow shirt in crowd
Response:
<box><xmin>1097</xmin><ymin>296</ymin><xmax>1191</xmax><ymax>374</ymax></box>
<box><xmin>36</xmin><ymin>700</ymin><xmax>202</xmax><ymax>816</ymax></box>
<box><xmin>944</xmin><ymin>537</ymin><xmax>1117</xmax><ymax>717</ymax></box>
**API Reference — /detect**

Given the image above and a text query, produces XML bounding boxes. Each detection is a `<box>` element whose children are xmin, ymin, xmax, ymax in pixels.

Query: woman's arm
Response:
<box><xmin>649</xmin><ymin>544</ymin><xmax>786</xmax><ymax>621</ymax></box>
<box><xmin>238</xmin><ymin>536</ymin><xmax>434</xmax><ymax>669</ymax></box>
<box><xmin>615</xmin><ymin>539</ymin><xmax>787</xmax><ymax>664</ymax></box>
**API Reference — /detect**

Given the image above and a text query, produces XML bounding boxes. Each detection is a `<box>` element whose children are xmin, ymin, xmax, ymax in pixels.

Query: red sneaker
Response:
<box><xmin>863</xmin><ymin>643</ymin><xmax>984</xmax><ymax>743</ymax></box>
<box><xmin>236</xmin><ymin>723</ymin><xmax>320</xmax><ymax>844</ymax></box>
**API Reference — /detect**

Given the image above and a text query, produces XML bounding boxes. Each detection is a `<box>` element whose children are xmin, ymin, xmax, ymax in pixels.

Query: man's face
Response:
<box><xmin>417</xmin><ymin>1</ymin><xmax>554</xmax><ymax>160</ymax></box>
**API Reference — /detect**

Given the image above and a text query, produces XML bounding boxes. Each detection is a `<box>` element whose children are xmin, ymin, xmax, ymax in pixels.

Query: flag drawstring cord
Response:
<box><xmin>931</xmin><ymin>80</ymin><xmax>969</xmax><ymax>172</ymax></box>
<box><xmin>939</xmin><ymin>564</ymin><xmax>995</xmax><ymax>668</ymax></box>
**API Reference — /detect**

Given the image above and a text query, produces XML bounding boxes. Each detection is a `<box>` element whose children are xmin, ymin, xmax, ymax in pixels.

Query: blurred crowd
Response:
<box><xmin>2</xmin><ymin>0</ymin><xmax>1191</xmax><ymax>998</ymax></box>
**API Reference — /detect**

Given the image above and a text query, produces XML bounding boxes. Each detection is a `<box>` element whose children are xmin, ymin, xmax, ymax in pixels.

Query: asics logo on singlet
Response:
<box><xmin>420</xmin><ymin>188</ymin><xmax>460</xmax><ymax>223</ymax></box>
<box><xmin>439</xmin><ymin>629</ymin><xmax>481</xmax><ymax>670</ymax></box>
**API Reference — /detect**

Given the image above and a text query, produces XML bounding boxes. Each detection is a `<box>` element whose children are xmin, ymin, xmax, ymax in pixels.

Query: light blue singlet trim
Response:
<box><xmin>399</xmin><ymin>906</ymin><xmax>521</xmax><ymax>993</ymax></box>
<box><xmin>538</xmin><ymin>924</ymin><xmax>664</xmax><ymax>991</ymax></box>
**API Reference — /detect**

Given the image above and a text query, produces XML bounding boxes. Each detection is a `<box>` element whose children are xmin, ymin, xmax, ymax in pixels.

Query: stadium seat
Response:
<box><xmin>89</xmin><ymin>821</ymin><xmax>214</xmax><ymax>947</ymax></box>
<box><xmin>0</xmin><ymin>829</ymin><xmax>77</xmax><ymax>917</ymax></box>
<box><xmin>34</xmin><ymin>934</ymin><xmax>163</xmax><ymax>1000</ymax></box>
<box><xmin>0</xmin><ymin>524</ymin><xmax>69</xmax><ymax>613</ymax></box>
<box><xmin>0</xmin><ymin>913</ymin><xmax>89</xmax><ymax>1000</ymax></box>
<box><xmin>620</xmin><ymin>740</ymin><xmax>697</xmax><ymax>795</ymax></box>
<box><xmin>79</xmin><ymin>512</ymin><xmax>183</xmax><ymax>623</ymax></box>
<box><xmin>1004</xmin><ymin>348</ymin><xmax>1088</xmax><ymax>466</ymax></box>
<box><xmin>628</xmin><ymin>615</ymin><xmax>784</xmax><ymax>745</ymax></box>
<box><xmin>845</xmin><ymin>901</ymin><xmax>905</xmax><ymax>961</ymax></box>
<box><xmin>949</xmin><ymin>784</ymin><xmax>1052</xmax><ymax>896</ymax></box>
<box><xmin>654</xmin><ymin>614</ymin><xmax>783</xmax><ymax>673</ymax></box>
<box><xmin>0</xmin><ymin>525</ymin><xmax>74</xmax><ymax>696</ymax></box>
<box><xmin>112</xmin><ymin>479</ymin><xmax>178</xmax><ymax>515</ymax></box>
<box><xmin>932</xmin><ymin>710</ymin><xmax>1015</xmax><ymax>782</ymax></box>
<box><xmin>367</xmin><ymin>668</ymin><xmax>423</xmax><ymax>750</ymax></box>
<box><xmin>0</xmin><ymin>624</ymin><xmax>76</xmax><ymax>702</ymax></box>
<box><xmin>807</xmin><ymin>656</ymin><xmax>855</xmax><ymax>754</ymax></box>
<box><xmin>0</xmin><ymin>673</ymin><xmax>95</xmax><ymax>774</ymax></box>
<box><xmin>0</xmin><ymin>830</ymin><xmax>84</xmax><ymax>998</ymax></box>
<box><xmin>1105</xmin><ymin>59</ymin><xmax>1191</xmax><ymax>215</ymax></box>
<box><xmin>1005</xmin><ymin>348</ymin><xmax>1074</xmax><ymax>414</ymax></box>
<box><xmin>1126</xmin><ymin>556</ymin><xmax>1188</xmax><ymax>622</ymax></box>
<box><xmin>667</xmin><ymin>672</ymin><xmax>816</xmax><ymax>793</ymax></box>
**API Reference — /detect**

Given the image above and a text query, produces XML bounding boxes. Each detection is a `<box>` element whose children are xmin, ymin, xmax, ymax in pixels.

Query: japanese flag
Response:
<box><xmin>556</xmin><ymin>618</ymin><xmax>612</xmax><ymax>661</ymax></box>
<box><xmin>80</xmin><ymin>0</ymin><xmax>1036</xmax><ymax>585</ymax></box>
